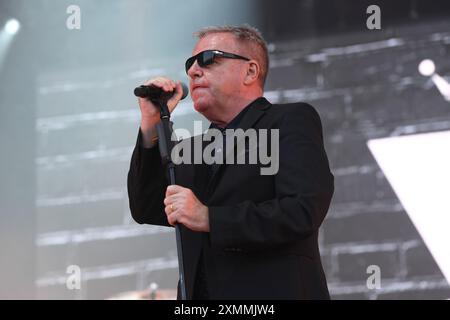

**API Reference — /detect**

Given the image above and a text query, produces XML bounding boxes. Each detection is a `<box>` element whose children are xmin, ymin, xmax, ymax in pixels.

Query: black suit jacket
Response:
<box><xmin>127</xmin><ymin>97</ymin><xmax>334</xmax><ymax>299</ymax></box>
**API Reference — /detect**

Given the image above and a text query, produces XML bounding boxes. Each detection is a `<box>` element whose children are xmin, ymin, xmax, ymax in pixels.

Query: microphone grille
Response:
<box><xmin>180</xmin><ymin>82</ymin><xmax>189</xmax><ymax>100</ymax></box>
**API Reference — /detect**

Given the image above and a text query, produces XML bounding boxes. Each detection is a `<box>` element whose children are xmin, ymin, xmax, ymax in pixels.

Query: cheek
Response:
<box><xmin>220</xmin><ymin>66</ymin><xmax>244</xmax><ymax>90</ymax></box>
<box><xmin>191</xmin><ymin>66</ymin><xmax>242</xmax><ymax>103</ymax></box>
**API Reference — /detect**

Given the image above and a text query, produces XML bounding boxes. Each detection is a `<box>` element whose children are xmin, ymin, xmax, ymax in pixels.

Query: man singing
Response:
<box><xmin>127</xmin><ymin>25</ymin><xmax>334</xmax><ymax>299</ymax></box>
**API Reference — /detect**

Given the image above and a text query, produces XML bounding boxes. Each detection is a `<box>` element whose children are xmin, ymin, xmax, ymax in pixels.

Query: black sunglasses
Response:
<box><xmin>185</xmin><ymin>50</ymin><xmax>250</xmax><ymax>74</ymax></box>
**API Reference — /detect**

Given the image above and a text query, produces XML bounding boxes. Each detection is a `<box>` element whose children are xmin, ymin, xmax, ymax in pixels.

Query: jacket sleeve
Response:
<box><xmin>208</xmin><ymin>104</ymin><xmax>334</xmax><ymax>251</ymax></box>
<box><xmin>127</xmin><ymin>129</ymin><xmax>170</xmax><ymax>227</ymax></box>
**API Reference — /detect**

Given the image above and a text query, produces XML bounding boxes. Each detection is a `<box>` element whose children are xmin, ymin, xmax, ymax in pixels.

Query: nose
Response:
<box><xmin>187</xmin><ymin>60</ymin><xmax>203</xmax><ymax>79</ymax></box>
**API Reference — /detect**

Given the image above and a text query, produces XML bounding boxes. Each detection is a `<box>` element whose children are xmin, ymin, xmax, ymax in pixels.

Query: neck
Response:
<box><xmin>213</xmin><ymin>89</ymin><xmax>263</xmax><ymax>127</ymax></box>
<box><xmin>212</xmin><ymin>96</ymin><xmax>259</xmax><ymax>128</ymax></box>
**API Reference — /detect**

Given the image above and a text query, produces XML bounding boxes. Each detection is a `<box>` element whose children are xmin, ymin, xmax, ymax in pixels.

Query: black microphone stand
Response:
<box><xmin>152</xmin><ymin>96</ymin><xmax>187</xmax><ymax>300</ymax></box>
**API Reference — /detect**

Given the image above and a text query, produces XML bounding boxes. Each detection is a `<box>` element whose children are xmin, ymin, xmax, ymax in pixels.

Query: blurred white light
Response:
<box><xmin>5</xmin><ymin>19</ymin><xmax>20</xmax><ymax>35</ymax></box>
<box><xmin>418</xmin><ymin>59</ymin><xmax>435</xmax><ymax>76</ymax></box>
<box><xmin>431</xmin><ymin>73</ymin><xmax>450</xmax><ymax>102</ymax></box>
<box><xmin>368</xmin><ymin>131</ymin><xmax>450</xmax><ymax>285</ymax></box>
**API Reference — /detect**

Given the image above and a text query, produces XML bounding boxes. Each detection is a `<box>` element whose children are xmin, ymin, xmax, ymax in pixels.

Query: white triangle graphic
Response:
<box><xmin>368</xmin><ymin>130</ymin><xmax>450</xmax><ymax>284</ymax></box>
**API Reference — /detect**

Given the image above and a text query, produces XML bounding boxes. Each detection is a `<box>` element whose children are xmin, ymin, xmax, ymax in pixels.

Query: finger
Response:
<box><xmin>164</xmin><ymin>205</ymin><xmax>171</xmax><ymax>217</ymax></box>
<box><xmin>168</xmin><ymin>79</ymin><xmax>176</xmax><ymax>89</ymax></box>
<box><xmin>163</xmin><ymin>197</ymin><xmax>170</xmax><ymax>206</ymax></box>
<box><xmin>173</xmin><ymin>81</ymin><xmax>183</xmax><ymax>99</ymax></box>
<box><xmin>166</xmin><ymin>82</ymin><xmax>183</xmax><ymax>112</ymax></box>
<box><xmin>166</xmin><ymin>211</ymin><xmax>178</xmax><ymax>226</ymax></box>
<box><xmin>146</xmin><ymin>78</ymin><xmax>174</xmax><ymax>92</ymax></box>
<box><xmin>164</xmin><ymin>200</ymin><xmax>180</xmax><ymax>216</ymax></box>
<box><xmin>144</xmin><ymin>78</ymin><xmax>165</xmax><ymax>87</ymax></box>
<box><xmin>160</xmin><ymin>78</ymin><xmax>176</xmax><ymax>92</ymax></box>
<box><xmin>166</xmin><ymin>184</ymin><xmax>183</xmax><ymax>196</ymax></box>
<box><xmin>153</xmin><ymin>79</ymin><xmax>171</xmax><ymax>92</ymax></box>
<box><xmin>167</xmin><ymin>213</ymin><xmax>175</xmax><ymax>226</ymax></box>
<box><xmin>164</xmin><ymin>204</ymin><xmax>179</xmax><ymax>218</ymax></box>
<box><xmin>163</xmin><ymin>195</ymin><xmax>180</xmax><ymax>206</ymax></box>
<box><xmin>143</xmin><ymin>79</ymin><xmax>153</xmax><ymax>86</ymax></box>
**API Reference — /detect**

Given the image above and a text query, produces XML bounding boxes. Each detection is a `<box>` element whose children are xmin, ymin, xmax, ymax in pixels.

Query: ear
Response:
<box><xmin>243</xmin><ymin>60</ymin><xmax>260</xmax><ymax>85</ymax></box>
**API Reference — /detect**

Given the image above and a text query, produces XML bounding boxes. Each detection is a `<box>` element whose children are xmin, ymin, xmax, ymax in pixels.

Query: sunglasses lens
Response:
<box><xmin>185</xmin><ymin>51</ymin><xmax>217</xmax><ymax>73</ymax></box>
<box><xmin>185</xmin><ymin>56</ymin><xmax>196</xmax><ymax>73</ymax></box>
<box><xmin>199</xmin><ymin>51</ymin><xmax>215</xmax><ymax>67</ymax></box>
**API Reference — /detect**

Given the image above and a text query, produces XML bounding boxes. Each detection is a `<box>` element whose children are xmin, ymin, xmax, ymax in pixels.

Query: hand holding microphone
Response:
<box><xmin>135</xmin><ymin>77</ymin><xmax>188</xmax><ymax>124</ymax></box>
<box><xmin>135</xmin><ymin>77</ymin><xmax>188</xmax><ymax>148</ymax></box>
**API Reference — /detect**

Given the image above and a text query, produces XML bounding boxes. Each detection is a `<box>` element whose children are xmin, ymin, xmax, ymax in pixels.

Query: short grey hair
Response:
<box><xmin>194</xmin><ymin>24</ymin><xmax>269</xmax><ymax>87</ymax></box>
